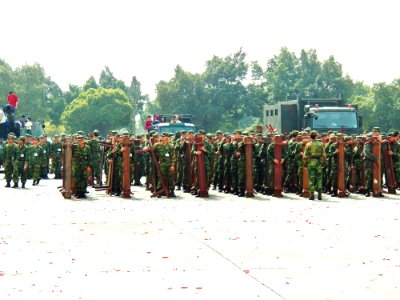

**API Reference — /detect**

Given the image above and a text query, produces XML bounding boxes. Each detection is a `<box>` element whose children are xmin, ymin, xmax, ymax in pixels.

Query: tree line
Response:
<box><xmin>0</xmin><ymin>47</ymin><xmax>399</xmax><ymax>134</ymax></box>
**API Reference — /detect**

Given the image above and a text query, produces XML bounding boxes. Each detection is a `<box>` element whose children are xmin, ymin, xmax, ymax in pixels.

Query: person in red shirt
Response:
<box><xmin>7</xmin><ymin>91</ymin><xmax>18</xmax><ymax>109</ymax></box>
<box><xmin>144</xmin><ymin>115</ymin><xmax>153</xmax><ymax>131</ymax></box>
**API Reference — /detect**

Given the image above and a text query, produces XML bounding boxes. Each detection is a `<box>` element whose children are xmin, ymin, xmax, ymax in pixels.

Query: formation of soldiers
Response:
<box><xmin>3</xmin><ymin>126</ymin><xmax>399</xmax><ymax>201</ymax></box>
<box><xmin>1</xmin><ymin>133</ymin><xmax>62</xmax><ymax>188</ymax></box>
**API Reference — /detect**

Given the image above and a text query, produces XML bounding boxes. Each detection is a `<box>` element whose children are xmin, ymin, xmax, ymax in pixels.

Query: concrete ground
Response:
<box><xmin>1</xmin><ymin>176</ymin><xmax>400</xmax><ymax>300</ymax></box>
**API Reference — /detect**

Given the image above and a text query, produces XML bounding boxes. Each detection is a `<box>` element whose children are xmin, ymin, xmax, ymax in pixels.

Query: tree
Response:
<box><xmin>295</xmin><ymin>49</ymin><xmax>321</xmax><ymax>97</ymax></box>
<box><xmin>126</xmin><ymin>76</ymin><xmax>149</xmax><ymax>133</ymax></box>
<box><xmin>64</xmin><ymin>84</ymin><xmax>82</xmax><ymax>104</ymax></box>
<box><xmin>264</xmin><ymin>47</ymin><xmax>299</xmax><ymax>102</ymax></box>
<box><xmin>0</xmin><ymin>59</ymin><xmax>15</xmax><ymax>100</ymax></box>
<box><xmin>317</xmin><ymin>56</ymin><xmax>354</xmax><ymax>99</ymax></box>
<box><xmin>83</xmin><ymin>76</ymin><xmax>98</xmax><ymax>91</ymax></box>
<box><xmin>14</xmin><ymin>63</ymin><xmax>47</xmax><ymax>121</ymax></box>
<box><xmin>99</xmin><ymin>66</ymin><xmax>126</xmax><ymax>90</ymax></box>
<box><xmin>61</xmin><ymin>87</ymin><xmax>133</xmax><ymax>134</ymax></box>
<box><xmin>46</xmin><ymin>77</ymin><xmax>66</xmax><ymax>126</ymax></box>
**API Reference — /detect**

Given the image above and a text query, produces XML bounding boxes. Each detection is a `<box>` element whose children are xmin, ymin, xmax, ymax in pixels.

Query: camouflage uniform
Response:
<box><xmin>303</xmin><ymin>133</ymin><xmax>326</xmax><ymax>200</ymax></box>
<box><xmin>72</xmin><ymin>138</ymin><xmax>92</xmax><ymax>198</ymax></box>
<box><xmin>31</xmin><ymin>143</ymin><xmax>44</xmax><ymax>185</ymax></box>
<box><xmin>51</xmin><ymin>139</ymin><xmax>63</xmax><ymax>179</ymax></box>
<box><xmin>2</xmin><ymin>137</ymin><xmax>17</xmax><ymax>186</ymax></box>
<box><xmin>153</xmin><ymin>138</ymin><xmax>176</xmax><ymax>195</ymax></box>
<box><xmin>12</xmin><ymin>139</ymin><xmax>30</xmax><ymax>188</ymax></box>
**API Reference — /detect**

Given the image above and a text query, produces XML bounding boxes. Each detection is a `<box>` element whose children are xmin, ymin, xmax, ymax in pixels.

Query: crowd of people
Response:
<box><xmin>2</xmin><ymin>125</ymin><xmax>398</xmax><ymax>201</ymax></box>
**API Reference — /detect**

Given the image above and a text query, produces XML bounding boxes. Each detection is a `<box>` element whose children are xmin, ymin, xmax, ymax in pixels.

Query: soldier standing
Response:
<box><xmin>51</xmin><ymin>134</ymin><xmax>63</xmax><ymax>179</ymax></box>
<box><xmin>31</xmin><ymin>137</ymin><xmax>44</xmax><ymax>185</ymax></box>
<box><xmin>12</xmin><ymin>137</ymin><xmax>30</xmax><ymax>188</ymax></box>
<box><xmin>152</xmin><ymin>133</ymin><xmax>176</xmax><ymax>197</ymax></box>
<box><xmin>303</xmin><ymin>130</ymin><xmax>326</xmax><ymax>200</ymax></box>
<box><xmin>2</xmin><ymin>133</ymin><xmax>17</xmax><ymax>187</ymax></box>
<box><xmin>72</xmin><ymin>136</ymin><xmax>92</xmax><ymax>198</ymax></box>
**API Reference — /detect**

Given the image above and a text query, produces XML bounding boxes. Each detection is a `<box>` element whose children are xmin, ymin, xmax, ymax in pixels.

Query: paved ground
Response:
<box><xmin>1</xmin><ymin>176</ymin><xmax>400</xmax><ymax>300</ymax></box>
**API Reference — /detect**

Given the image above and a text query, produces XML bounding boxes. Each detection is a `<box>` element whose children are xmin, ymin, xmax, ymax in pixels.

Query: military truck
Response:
<box><xmin>263</xmin><ymin>98</ymin><xmax>362</xmax><ymax>135</ymax></box>
<box><xmin>147</xmin><ymin>114</ymin><xmax>196</xmax><ymax>134</ymax></box>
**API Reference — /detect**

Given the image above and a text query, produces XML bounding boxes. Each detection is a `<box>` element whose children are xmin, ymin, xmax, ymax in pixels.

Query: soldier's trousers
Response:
<box><xmin>254</xmin><ymin>161</ymin><xmax>264</xmax><ymax>191</ymax></box>
<box><xmin>13</xmin><ymin>163</ymin><xmax>27</xmax><ymax>184</ymax></box>
<box><xmin>237</xmin><ymin>158</ymin><xmax>246</xmax><ymax>189</ymax></box>
<box><xmin>4</xmin><ymin>162</ymin><xmax>14</xmax><ymax>183</ymax></box>
<box><xmin>53</xmin><ymin>159</ymin><xmax>62</xmax><ymax>179</ymax></box>
<box><xmin>73</xmin><ymin>164</ymin><xmax>88</xmax><ymax>194</ymax></box>
<box><xmin>224</xmin><ymin>161</ymin><xmax>231</xmax><ymax>190</ymax></box>
<box><xmin>230</xmin><ymin>160</ymin><xmax>238</xmax><ymax>191</ymax></box>
<box><xmin>308</xmin><ymin>160</ymin><xmax>322</xmax><ymax>193</ymax></box>
<box><xmin>32</xmin><ymin>163</ymin><xmax>41</xmax><ymax>181</ymax></box>
<box><xmin>158</xmin><ymin>164</ymin><xmax>174</xmax><ymax>191</ymax></box>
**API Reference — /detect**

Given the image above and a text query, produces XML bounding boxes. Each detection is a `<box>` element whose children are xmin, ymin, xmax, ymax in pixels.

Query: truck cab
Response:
<box><xmin>147</xmin><ymin>114</ymin><xmax>196</xmax><ymax>135</ymax></box>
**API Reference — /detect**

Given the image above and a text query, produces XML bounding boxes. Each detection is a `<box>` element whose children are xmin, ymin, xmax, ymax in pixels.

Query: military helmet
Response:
<box><xmin>93</xmin><ymin>129</ymin><xmax>100</xmax><ymax>136</ymax></box>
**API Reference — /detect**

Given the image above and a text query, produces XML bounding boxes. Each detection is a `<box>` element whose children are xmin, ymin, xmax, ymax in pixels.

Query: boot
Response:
<box><xmin>5</xmin><ymin>182</ymin><xmax>11</xmax><ymax>188</ymax></box>
<box><xmin>309</xmin><ymin>192</ymin><xmax>315</xmax><ymax>200</ymax></box>
<box><xmin>32</xmin><ymin>180</ymin><xmax>36</xmax><ymax>186</ymax></box>
<box><xmin>218</xmin><ymin>185</ymin><xmax>223</xmax><ymax>193</ymax></box>
<box><xmin>238</xmin><ymin>188</ymin><xmax>245</xmax><ymax>197</ymax></box>
<box><xmin>13</xmin><ymin>182</ymin><xmax>18</xmax><ymax>188</ymax></box>
<box><xmin>22</xmin><ymin>183</ymin><xmax>25</xmax><ymax>189</ymax></box>
<box><xmin>170</xmin><ymin>190</ymin><xmax>176</xmax><ymax>197</ymax></box>
<box><xmin>318</xmin><ymin>192</ymin><xmax>322</xmax><ymax>200</ymax></box>
<box><xmin>365</xmin><ymin>190</ymin><xmax>370</xmax><ymax>197</ymax></box>
<box><xmin>331</xmin><ymin>190</ymin><xmax>338</xmax><ymax>197</ymax></box>
<box><xmin>233</xmin><ymin>188</ymin><xmax>239</xmax><ymax>195</ymax></box>
<box><xmin>176</xmin><ymin>185</ymin><xmax>181</xmax><ymax>191</ymax></box>
<box><xmin>36</xmin><ymin>178</ymin><xmax>41</xmax><ymax>185</ymax></box>
<box><xmin>212</xmin><ymin>184</ymin><xmax>217</xmax><ymax>190</ymax></box>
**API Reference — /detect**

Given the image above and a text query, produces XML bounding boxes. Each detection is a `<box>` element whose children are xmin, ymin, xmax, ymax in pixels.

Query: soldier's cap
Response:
<box><xmin>224</xmin><ymin>132</ymin><xmax>230</xmax><ymax>137</ymax></box>
<box><xmin>187</xmin><ymin>130</ymin><xmax>194</xmax><ymax>134</ymax></box>
<box><xmin>87</xmin><ymin>133</ymin><xmax>93</xmax><ymax>137</ymax></box>
<box><xmin>215</xmin><ymin>130</ymin><xmax>222</xmax><ymax>135</ymax></box>
<box><xmin>256</xmin><ymin>133</ymin><xmax>263</xmax><ymax>138</ymax></box>
<box><xmin>388</xmin><ymin>133</ymin><xmax>395</xmax><ymax>137</ymax></box>
<box><xmin>111</xmin><ymin>130</ymin><xmax>118</xmax><ymax>135</ymax></box>
<box><xmin>180</xmin><ymin>130</ymin><xmax>187</xmax><ymax>134</ymax></box>
<box><xmin>198</xmin><ymin>129</ymin><xmax>206</xmax><ymax>135</ymax></box>
<box><xmin>235</xmin><ymin>130</ymin><xmax>242</xmax><ymax>135</ymax></box>
<box><xmin>242</xmin><ymin>131</ymin><xmax>249</xmax><ymax>136</ymax></box>
<box><xmin>336</xmin><ymin>133</ymin><xmax>344</xmax><ymax>138</ymax></box>
<box><xmin>366</xmin><ymin>133</ymin><xmax>373</xmax><ymax>139</ymax></box>
<box><xmin>175</xmin><ymin>132</ymin><xmax>181</xmax><ymax>138</ymax></box>
<box><xmin>393</xmin><ymin>130</ymin><xmax>399</xmax><ymax>136</ymax></box>
<box><xmin>18</xmin><ymin>137</ymin><xmax>25</xmax><ymax>142</ymax></box>
<box><xmin>327</xmin><ymin>130</ymin><xmax>333</xmax><ymax>135</ymax></box>
<box><xmin>310</xmin><ymin>130</ymin><xmax>318</xmax><ymax>136</ymax></box>
<box><xmin>61</xmin><ymin>133</ymin><xmax>66</xmax><ymax>137</ymax></box>
<box><xmin>93</xmin><ymin>129</ymin><xmax>99</xmax><ymax>136</ymax></box>
<box><xmin>250</xmin><ymin>130</ymin><xmax>255</xmax><ymax>133</ymax></box>
<box><xmin>25</xmin><ymin>133</ymin><xmax>32</xmax><ymax>138</ymax></box>
<box><xmin>115</xmin><ymin>133</ymin><xmax>121</xmax><ymax>138</ymax></box>
<box><xmin>136</xmin><ymin>134</ymin><xmax>143</xmax><ymax>138</ymax></box>
<box><xmin>381</xmin><ymin>133</ymin><xmax>388</xmax><ymax>139</ymax></box>
<box><xmin>32</xmin><ymin>136</ymin><xmax>38</xmax><ymax>140</ymax></box>
<box><xmin>373</xmin><ymin>127</ymin><xmax>380</xmax><ymax>132</ymax></box>
<box><xmin>274</xmin><ymin>134</ymin><xmax>284</xmax><ymax>138</ymax></box>
<box><xmin>43</xmin><ymin>133</ymin><xmax>48</xmax><ymax>137</ymax></box>
<box><xmin>77</xmin><ymin>131</ymin><xmax>84</xmax><ymax>135</ymax></box>
<box><xmin>206</xmin><ymin>133</ymin><xmax>213</xmax><ymax>138</ymax></box>
<box><xmin>162</xmin><ymin>133</ymin><xmax>170</xmax><ymax>137</ymax></box>
<box><xmin>77</xmin><ymin>135</ymin><xmax>84</xmax><ymax>140</ymax></box>
<box><xmin>356</xmin><ymin>135</ymin><xmax>363</xmax><ymax>139</ymax></box>
<box><xmin>302</xmin><ymin>132</ymin><xmax>309</xmax><ymax>137</ymax></box>
<box><xmin>122</xmin><ymin>131</ymin><xmax>130</xmax><ymax>136</ymax></box>
<box><xmin>7</xmin><ymin>133</ymin><xmax>15</xmax><ymax>139</ymax></box>
<box><xmin>54</xmin><ymin>134</ymin><xmax>60</xmax><ymax>138</ymax></box>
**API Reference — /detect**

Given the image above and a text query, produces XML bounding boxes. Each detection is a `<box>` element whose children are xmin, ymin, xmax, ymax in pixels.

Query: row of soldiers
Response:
<box><xmin>53</xmin><ymin>126</ymin><xmax>400</xmax><ymax>200</ymax></box>
<box><xmin>1</xmin><ymin>133</ymin><xmax>62</xmax><ymax>188</ymax></box>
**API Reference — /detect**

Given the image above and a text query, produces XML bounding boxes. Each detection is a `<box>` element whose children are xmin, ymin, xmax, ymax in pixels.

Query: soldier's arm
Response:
<box><xmin>363</xmin><ymin>144</ymin><xmax>377</xmax><ymax>161</ymax></box>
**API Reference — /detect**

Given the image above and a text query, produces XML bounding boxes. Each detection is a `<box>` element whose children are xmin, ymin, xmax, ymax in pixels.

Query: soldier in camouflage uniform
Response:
<box><xmin>351</xmin><ymin>136</ymin><xmax>365</xmax><ymax>193</ymax></box>
<box><xmin>363</xmin><ymin>134</ymin><xmax>377</xmax><ymax>197</ymax></box>
<box><xmin>293</xmin><ymin>132</ymin><xmax>309</xmax><ymax>196</ymax></box>
<box><xmin>388</xmin><ymin>132</ymin><xmax>400</xmax><ymax>187</ymax></box>
<box><xmin>25</xmin><ymin>134</ymin><xmax>33</xmax><ymax>179</ymax></box>
<box><xmin>152</xmin><ymin>133</ymin><xmax>176</xmax><ymax>197</ymax></box>
<box><xmin>12</xmin><ymin>137</ymin><xmax>30</xmax><ymax>188</ymax></box>
<box><xmin>87</xmin><ymin>130</ymin><xmax>101</xmax><ymax>185</ymax></box>
<box><xmin>222</xmin><ymin>134</ymin><xmax>233</xmax><ymax>193</ymax></box>
<box><xmin>324</xmin><ymin>134</ymin><xmax>336</xmax><ymax>194</ymax></box>
<box><xmin>72</xmin><ymin>136</ymin><xmax>92</xmax><ymax>198</ymax></box>
<box><xmin>212</xmin><ymin>131</ymin><xmax>223</xmax><ymax>190</ymax></box>
<box><xmin>283</xmin><ymin>130</ymin><xmax>299</xmax><ymax>193</ymax></box>
<box><xmin>2</xmin><ymin>134</ymin><xmax>17</xmax><ymax>187</ymax></box>
<box><xmin>51</xmin><ymin>134</ymin><xmax>63</xmax><ymax>179</ymax></box>
<box><xmin>303</xmin><ymin>130</ymin><xmax>326</xmax><ymax>200</ymax></box>
<box><xmin>229</xmin><ymin>131</ymin><xmax>241</xmax><ymax>195</ymax></box>
<box><xmin>40</xmin><ymin>135</ymin><xmax>50</xmax><ymax>179</ymax></box>
<box><xmin>253</xmin><ymin>134</ymin><xmax>265</xmax><ymax>193</ymax></box>
<box><xmin>31</xmin><ymin>137</ymin><xmax>44</xmax><ymax>185</ymax></box>
<box><xmin>107</xmin><ymin>134</ymin><xmax>123</xmax><ymax>196</ymax></box>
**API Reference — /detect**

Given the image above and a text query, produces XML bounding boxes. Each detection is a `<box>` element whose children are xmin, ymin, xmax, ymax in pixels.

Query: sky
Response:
<box><xmin>1</xmin><ymin>0</ymin><xmax>399</xmax><ymax>98</ymax></box>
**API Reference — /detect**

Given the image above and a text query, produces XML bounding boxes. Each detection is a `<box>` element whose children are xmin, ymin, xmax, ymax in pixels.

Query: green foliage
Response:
<box><xmin>83</xmin><ymin>76</ymin><xmax>98</xmax><ymax>91</ymax></box>
<box><xmin>61</xmin><ymin>88</ymin><xmax>133</xmax><ymax>134</ymax></box>
<box><xmin>14</xmin><ymin>63</ymin><xmax>47</xmax><ymax>121</ymax></box>
<box><xmin>46</xmin><ymin>77</ymin><xmax>66</xmax><ymax>126</ymax></box>
<box><xmin>99</xmin><ymin>67</ymin><xmax>126</xmax><ymax>90</ymax></box>
<box><xmin>0</xmin><ymin>59</ymin><xmax>15</xmax><ymax>99</ymax></box>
